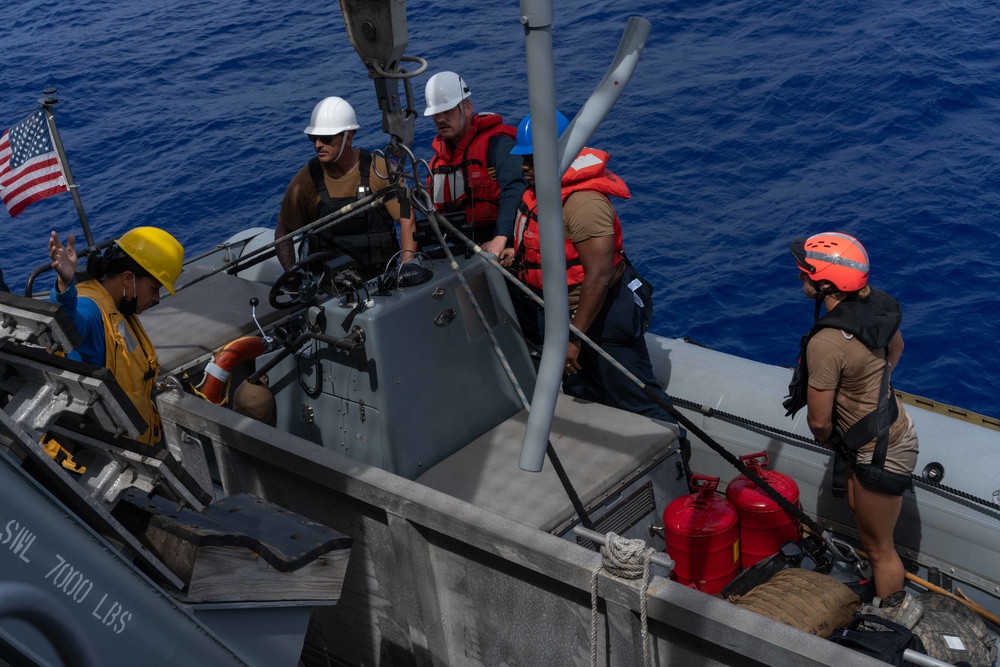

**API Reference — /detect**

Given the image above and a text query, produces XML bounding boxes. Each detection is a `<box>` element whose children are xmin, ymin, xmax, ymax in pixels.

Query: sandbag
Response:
<box><xmin>731</xmin><ymin>567</ymin><xmax>859</xmax><ymax>638</ymax></box>
<box><xmin>911</xmin><ymin>593</ymin><xmax>997</xmax><ymax>667</ymax></box>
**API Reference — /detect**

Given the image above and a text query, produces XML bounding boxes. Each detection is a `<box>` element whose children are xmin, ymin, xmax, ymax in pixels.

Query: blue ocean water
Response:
<box><xmin>3</xmin><ymin>0</ymin><xmax>998</xmax><ymax>417</ymax></box>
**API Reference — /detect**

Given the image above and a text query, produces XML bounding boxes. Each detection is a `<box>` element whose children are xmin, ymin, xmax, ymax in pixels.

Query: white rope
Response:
<box><xmin>590</xmin><ymin>532</ymin><xmax>654</xmax><ymax>667</ymax></box>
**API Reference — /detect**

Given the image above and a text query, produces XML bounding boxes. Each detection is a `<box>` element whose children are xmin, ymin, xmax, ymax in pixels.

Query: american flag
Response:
<box><xmin>0</xmin><ymin>109</ymin><xmax>68</xmax><ymax>217</ymax></box>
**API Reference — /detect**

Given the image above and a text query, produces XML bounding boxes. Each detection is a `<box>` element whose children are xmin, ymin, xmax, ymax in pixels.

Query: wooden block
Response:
<box><xmin>146</xmin><ymin>522</ymin><xmax>351</xmax><ymax>603</ymax></box>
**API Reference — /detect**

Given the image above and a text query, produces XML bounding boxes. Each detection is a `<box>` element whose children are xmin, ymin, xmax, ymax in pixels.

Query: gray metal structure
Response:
<box><xmin>260</xmin><ymin>257</ymin><xmax>534</xmax><ymax>479</ymax></box>
<box><xmin>145</xmin><ymin>240</ymin><xmax>899</xmax><ymax>666</ymax></box>
<box><xmin>2</xmin><ymin>246</ymin><xmax>986</xmax><ymax>665</ymax></box>
<box><xmin>157</xmin><ymin>381</ymin><xmax>885</xmax><ymax>667</ymax></box>
<box><xmin>1</xmin><ymin>1</ymin><xmax>997</xmax><ymax>666</ymax></box>
<box><xmin>0</xmin><ymin>292</ymin><xmax>349</xmax><ymax>667</ymax></box>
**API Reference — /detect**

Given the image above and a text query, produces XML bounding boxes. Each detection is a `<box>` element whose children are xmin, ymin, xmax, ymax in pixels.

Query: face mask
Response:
<box><xmin>120</xmin><ymin>275</ymin><xmax>138</xmax><ymax>316</ymax></box>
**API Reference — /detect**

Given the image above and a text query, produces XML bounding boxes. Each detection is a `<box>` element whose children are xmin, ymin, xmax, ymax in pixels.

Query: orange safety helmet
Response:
<box><xmin>790</xmin><ymin>232</ymin><xmax>869</xmax><ymax>293</ymax></box>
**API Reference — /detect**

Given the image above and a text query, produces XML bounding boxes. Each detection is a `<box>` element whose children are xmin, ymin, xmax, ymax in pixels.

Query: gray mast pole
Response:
<box><xmin>39</xmin><ymin>90</ymin><xmax>97</xmax><ymax>252</ymax></box>
<box><xmin>518</xmin><ymin>0</ymin><xmax>567</xmax><ymax>472</ymax></box>
<box><xmin>516</xmin><ymin>4</ymin><xmax>651</xmax><ymax>473</ymax></box>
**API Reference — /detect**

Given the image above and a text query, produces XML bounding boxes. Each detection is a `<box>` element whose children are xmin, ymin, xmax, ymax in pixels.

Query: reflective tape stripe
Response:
<box><xmin>804</xmin><ymin>250</ymin><xmax>868</xmax><ymax>273</ymax></box>
<box><xmin>205</xmin><ymin>362</ymin><xmax>230</xmax><ymax>383</ymax></box>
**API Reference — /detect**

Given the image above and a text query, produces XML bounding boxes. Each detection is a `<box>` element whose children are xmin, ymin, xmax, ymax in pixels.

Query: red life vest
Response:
<box><xmin>513</xmin><ymin>148</ymin><xmax>628</xmax><ymax>290</ymax></box>
<box><xmin>428</xmin><ymin>113</ymin><xmax>517</xmax><ymax>231</ymax></box>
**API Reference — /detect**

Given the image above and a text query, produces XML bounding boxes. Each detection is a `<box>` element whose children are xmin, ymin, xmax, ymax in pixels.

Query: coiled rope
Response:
<box><xmin>591</xmin><ymin>532</ymin><xmax>654</xmax><ymax>667</ymax></box>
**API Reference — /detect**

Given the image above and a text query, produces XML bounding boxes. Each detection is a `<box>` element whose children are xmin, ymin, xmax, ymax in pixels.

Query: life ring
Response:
<box><xmin>196</xmin><ymin>336</ymin><xmax>266</xmax><ymax>405</ymax></box>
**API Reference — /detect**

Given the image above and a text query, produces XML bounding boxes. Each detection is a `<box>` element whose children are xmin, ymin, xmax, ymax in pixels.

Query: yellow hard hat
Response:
<box><xmin>115</xmin><ymin>227</ymin><xmax>184</xmax><ymax>295</ymax></box>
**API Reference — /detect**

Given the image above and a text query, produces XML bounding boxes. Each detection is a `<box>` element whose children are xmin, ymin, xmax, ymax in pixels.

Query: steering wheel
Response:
<box><xmin>269</xmin><ymin>251</ymin><xmax>338</xmax><ymax>309</ymax></box>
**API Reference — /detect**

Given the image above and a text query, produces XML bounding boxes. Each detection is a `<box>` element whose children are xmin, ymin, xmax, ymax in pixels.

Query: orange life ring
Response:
<box><xmin>197</xmin><ymin>336</ymin><xmax>266</xmax><ymax>405</ymax></box>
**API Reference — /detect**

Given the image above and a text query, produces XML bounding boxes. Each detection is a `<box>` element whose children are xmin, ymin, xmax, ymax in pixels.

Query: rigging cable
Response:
<box><xmin>176</xmin><ymin>188</ymin><xmax>397</xmax><ymax>292</ymax></box>
<box><xmin>667</xmin><ymin>385</ymin><xmax>1000</xmax><ymax>516</ymax></box>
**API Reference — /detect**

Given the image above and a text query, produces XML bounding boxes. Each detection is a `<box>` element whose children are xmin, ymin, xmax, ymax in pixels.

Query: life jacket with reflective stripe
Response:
<box><xmin>307</xmin><ymin>150</ymin><xmax>399</xmax><ymax>278</ymax></box>
<box><xmin>428</xmin><ymin>113</ymin><xmax>516</xmax><ymax>231</ymax></box>
<box><xmin>77</xmin><ymin>279</ymin><xmax>161</xmax><ymax>446</ymax></box>
<box><xmin>513</xmin><ymin>148</ymin><xmax>628</xmax><ymax>290</ymax></box>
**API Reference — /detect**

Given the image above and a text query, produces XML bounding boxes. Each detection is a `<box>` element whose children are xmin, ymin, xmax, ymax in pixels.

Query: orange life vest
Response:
<box><xmin>428</xmin><ymin>113</ymin><xmax>517</xmax><ymax>231</ymax></box>
<box><xmin>77</xmin><ymin>280</ymin><xmax>162</xmax><ymax>445</ymax></box>
<box><xmin>513</xmin><ymin>148</ymin><xmax>628</xmax><ymax>290</ymax></box>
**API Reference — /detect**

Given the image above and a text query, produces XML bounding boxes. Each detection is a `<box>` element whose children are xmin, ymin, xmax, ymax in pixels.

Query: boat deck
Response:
<box><xmin>419</xmin><ymin>393</ymin><xmax>681</xmax><ymax>533</ymax></box>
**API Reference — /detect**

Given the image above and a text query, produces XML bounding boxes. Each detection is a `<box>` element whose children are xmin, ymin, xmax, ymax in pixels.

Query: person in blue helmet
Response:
<box><xmin>500</xmin><ymin>112</ymin><xmax>674</xmax><ymax>423</ymax></box>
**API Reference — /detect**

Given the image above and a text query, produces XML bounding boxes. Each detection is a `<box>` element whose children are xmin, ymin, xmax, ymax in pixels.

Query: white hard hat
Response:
<box><xmin>304</xmin><ymin>96</ymin><xmax>360</xmax><ymax>135</ymax></box>
<box><xmin>423</xmin><ymin>72</ymin><xmax>472</xmax><ymax>116</ymax></box>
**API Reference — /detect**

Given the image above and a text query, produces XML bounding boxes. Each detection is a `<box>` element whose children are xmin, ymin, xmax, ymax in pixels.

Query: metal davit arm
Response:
<box><xmin>516</xmin><ymin>1</ymin><xmax>651</xmax><ymax>472</ymax></box>
<box><xmin>558</xmin><ymin>17</ymin><xmax>651</xmax><ymax>174</ymax></box>
<box><xmin>518</xmin><ymin>0</ymin><xmax>565</xmax><ymax>472</ymax></box>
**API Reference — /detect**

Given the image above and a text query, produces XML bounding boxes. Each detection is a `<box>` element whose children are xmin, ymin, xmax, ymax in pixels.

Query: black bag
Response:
<box><xmin>829</xmin><ymin>615</ymin><xmax>925</xmax><ymax>666</ymax></box>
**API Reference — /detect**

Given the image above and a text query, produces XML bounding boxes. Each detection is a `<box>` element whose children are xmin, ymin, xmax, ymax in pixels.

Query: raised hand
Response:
<box><xmin>49</xmin><ymin>231</ymin><xmax>78</xmax><ymax>292</ymax></box>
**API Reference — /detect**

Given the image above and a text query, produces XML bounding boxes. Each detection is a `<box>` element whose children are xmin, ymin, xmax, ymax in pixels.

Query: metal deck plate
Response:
<box><xmin>417</xmin><ymin>393</ymin><xmax>680</xmax><ymax>532</ymax></box>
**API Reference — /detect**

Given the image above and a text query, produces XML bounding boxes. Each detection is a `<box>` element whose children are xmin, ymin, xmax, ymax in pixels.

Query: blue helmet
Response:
<box><xmin>510</xmin><ymin>111</ymin><xmax>570</xmax><ymax>155</ymax></box>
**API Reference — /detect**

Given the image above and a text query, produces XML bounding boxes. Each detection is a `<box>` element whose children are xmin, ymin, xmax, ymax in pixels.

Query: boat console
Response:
<box><xmin>163</xmin><ymin>234</ymin><xmax>686</xmax><ymax>551</ymax></box>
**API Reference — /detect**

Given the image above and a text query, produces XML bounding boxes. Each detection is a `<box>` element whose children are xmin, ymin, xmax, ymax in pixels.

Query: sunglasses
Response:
<box><xmin>308</xmin><ymin>134</ymin><xmax>342</xmax><ymax>145</ymax></box>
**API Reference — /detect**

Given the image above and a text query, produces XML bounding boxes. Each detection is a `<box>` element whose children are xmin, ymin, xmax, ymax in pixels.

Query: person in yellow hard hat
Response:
<box><xmin>48</xmin><ymin>227</ymin><xmax>184</xmax><ymax>446</ymax></box>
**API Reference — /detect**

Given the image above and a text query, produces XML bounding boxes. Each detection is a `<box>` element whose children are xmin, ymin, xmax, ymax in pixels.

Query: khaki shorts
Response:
<box><xmin>855</xmin><ymin>411</ymin><xmax>918</xmax><ymax>476</ymax></box>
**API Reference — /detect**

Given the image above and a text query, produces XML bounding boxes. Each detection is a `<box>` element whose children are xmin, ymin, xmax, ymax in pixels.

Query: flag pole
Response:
<box><xmin>39</xmin><ymin>89</ymin><xmax>97</xmax><ymax>253</ymax></box>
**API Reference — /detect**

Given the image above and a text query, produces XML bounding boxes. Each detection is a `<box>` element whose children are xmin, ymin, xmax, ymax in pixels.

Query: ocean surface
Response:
<box><xmin>3</xmin><ymin>0</ymin><xmax>999</xmax><ymax>418</ymax></box>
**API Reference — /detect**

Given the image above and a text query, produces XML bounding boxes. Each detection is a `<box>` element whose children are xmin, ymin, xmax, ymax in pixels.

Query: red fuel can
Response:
<box><xmin>726</xmin><ymin>452</ymin><xmax>801</xmax><ymax>569</ymax></box>
<box><xmin>663</xmin><ymin>475</ymin><xmax>740</xmax><ymax>594</ymax></box>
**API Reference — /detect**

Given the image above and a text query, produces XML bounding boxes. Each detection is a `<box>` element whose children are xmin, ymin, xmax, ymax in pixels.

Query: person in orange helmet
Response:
<box><xmin>785</xmin><ymin>232</ymin><xmax>919</xmax><ymax>605</ymax></box>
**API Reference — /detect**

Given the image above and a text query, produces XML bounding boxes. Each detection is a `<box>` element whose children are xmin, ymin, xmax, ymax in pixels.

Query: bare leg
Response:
<box><xmin>847</xmin><ymin>469</ymin><xmax>905</xmax><ymax>597</ymax></box>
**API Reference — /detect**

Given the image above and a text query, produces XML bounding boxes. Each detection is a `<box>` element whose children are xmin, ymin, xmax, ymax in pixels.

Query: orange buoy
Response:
<box><xmin>197</xmin><ymin>336</ymin><xmax>266</xmax><ymax>405</ymax></box>
<box><xmin>663</xmin><ymin>475</ymin><xmax>740</xmax><ymax>594</ymax></box>
<box><xmin>726</xmin><ymin>452</ymin><xmax>801</xmax><ymax>569</ymax></box>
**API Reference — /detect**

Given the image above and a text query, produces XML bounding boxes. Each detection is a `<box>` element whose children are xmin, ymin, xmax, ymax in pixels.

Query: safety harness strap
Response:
<box><xmin>830</xmin><ymin>354</ymin><xmax>897</xmax><ymax>497</ymax></box>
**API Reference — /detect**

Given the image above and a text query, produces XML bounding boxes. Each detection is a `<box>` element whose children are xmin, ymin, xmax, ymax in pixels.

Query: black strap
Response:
<box><xmin>357</xmin><ymin>150</ymin><xmax>371</xmax><ymax>198</ymax></box>
<box><xmin>829</xmin><ymin>350</ymin><xmax>898</xmax><ymax>497</ymax></box>
<box><xmin>308</xmin><ymin>157</ymin><xmax>331</xmax><ymax>207</ymax></box>
<box><xmin>841</xmin><ymin>356</ymin><xmax>898</xmax><ymax>458</ymax></box>
<box><xmin>831</xmin><ymin>449</ymin><xmax>849</xmax><ymax>498</ymax></box>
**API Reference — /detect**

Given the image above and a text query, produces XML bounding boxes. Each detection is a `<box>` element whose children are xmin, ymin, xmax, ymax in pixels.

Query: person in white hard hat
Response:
<box><xmin>424</xmin><ymin>72</ymin><xmax>526</xmax><ymax>256</ymax></box>
<box><xmin>275</xmin><ymin>96</ymin><xmax>417</xmax><ymax>279</ymax></box>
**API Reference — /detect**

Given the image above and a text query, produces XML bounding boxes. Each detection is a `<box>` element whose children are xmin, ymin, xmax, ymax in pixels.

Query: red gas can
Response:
<box><xmin>726</xmin><ymin>452</ymin><xmax>801</xmax><ymax>569</ymax></box>
<box><xmin>663</xmin><ymin>475</ymin><xmax>740</xmax><ymax>594</ymax></box>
